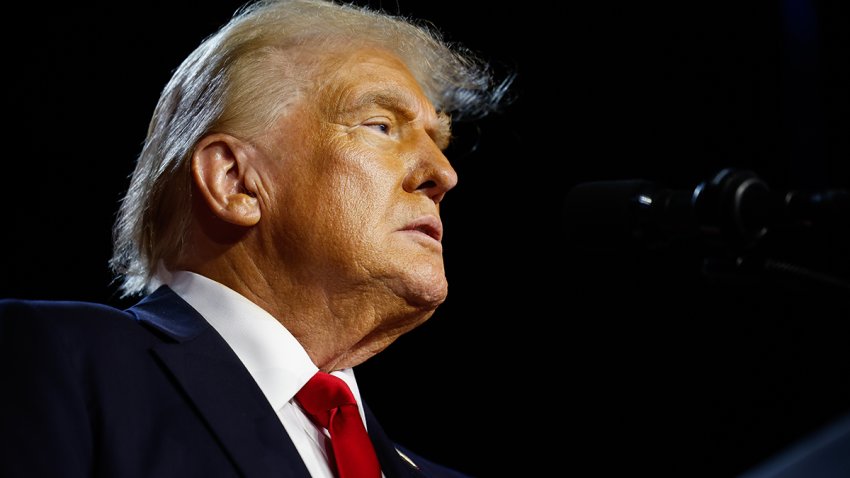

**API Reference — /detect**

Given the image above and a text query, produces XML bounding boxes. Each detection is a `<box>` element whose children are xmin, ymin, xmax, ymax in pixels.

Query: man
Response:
<box><xmin>0</xmin><ymin>1</ymin><xmax>510</xmax><ymax>477</ymax></box>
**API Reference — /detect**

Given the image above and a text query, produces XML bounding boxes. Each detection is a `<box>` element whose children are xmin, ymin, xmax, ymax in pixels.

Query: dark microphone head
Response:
<box><xmin>563</xmin><ymin>179</ymin><xmax>696</xmax><ymax>251</ymax></box>
<box><xmin>563</xmin><ymin>169</ymin><xmax>774</xmax><ymax>252</ymax></box>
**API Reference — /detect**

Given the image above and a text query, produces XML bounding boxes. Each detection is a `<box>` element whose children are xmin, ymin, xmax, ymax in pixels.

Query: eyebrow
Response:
<box><xmin>432</xmin><ymin>112</ymin><xmax>452</xmax><ymax>151</ymax></box>
<box><xmin>345</xmin><ymin>90</ymin><xmax>452</xmax><ymax>149</ymax></box>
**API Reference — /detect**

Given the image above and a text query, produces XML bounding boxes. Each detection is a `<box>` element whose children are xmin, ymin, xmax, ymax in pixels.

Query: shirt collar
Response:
<box><xmin>164</xmin><ymin>270</ymin><xmax>363</xmax><ymax>414</ymax></box>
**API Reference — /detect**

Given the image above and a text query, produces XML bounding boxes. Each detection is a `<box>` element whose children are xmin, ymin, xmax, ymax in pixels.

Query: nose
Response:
<box><xmin>403</xmin><ymin>137</ymin><xmax>458</xmax><ymax>204</ymax></box>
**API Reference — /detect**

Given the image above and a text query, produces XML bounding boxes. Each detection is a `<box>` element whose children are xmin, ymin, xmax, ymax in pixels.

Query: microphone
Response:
<box><xmin>562</xmin><ymin>168</ymin><xmax>850</xmax><ymax>291</ymax></box>
<box><xmin>561</xmin><ymin>168</ymin><xmax>846</xmax><ymax>251</ymax></box>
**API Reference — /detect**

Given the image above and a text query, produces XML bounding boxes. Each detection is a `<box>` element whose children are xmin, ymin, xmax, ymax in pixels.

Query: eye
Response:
<box><xmin>363</xmin><ymin>119</ymin><xmax>391</xmax><ymax>135</ymax></box>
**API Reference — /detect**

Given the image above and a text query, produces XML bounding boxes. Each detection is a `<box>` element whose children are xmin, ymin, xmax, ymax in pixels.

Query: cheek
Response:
<box><xmin>291</xmin><ymin>128</ymin><xmax>406</xmax><ymax>258</ymax></box>
<box><xmin>320</xmin><ymin>143</ymin><xmax>399</xmax><ymax>225</ymax></box>
<box><xmin>324</xmin><ymin>170</ymin><xmax>394</xmax><ymax>245</ymax></box>
<box><xmin>304</xmin><ymin>172</ymin><xmax>393</xmax><ymax>268</ymax></box>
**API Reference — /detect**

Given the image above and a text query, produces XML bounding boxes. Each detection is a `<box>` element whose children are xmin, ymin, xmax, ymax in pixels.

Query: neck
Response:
<box><xmin>179</xmin><ymin>245</ymin><xmax>434</xmax><ymax>371</ymax></box>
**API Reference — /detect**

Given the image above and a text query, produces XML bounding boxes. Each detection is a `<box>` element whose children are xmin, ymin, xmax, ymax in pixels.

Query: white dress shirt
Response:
<box><xmin>163</xmin><ymin>270</ymin><xmax>373</xmax><ymax>478</ymax></box>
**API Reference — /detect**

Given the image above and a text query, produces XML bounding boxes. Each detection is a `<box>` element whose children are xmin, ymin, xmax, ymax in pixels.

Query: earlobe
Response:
<box><xmin>192</xmin><ymin>134</ymin><xmax>261</xmax><ymax>227</ymax></box>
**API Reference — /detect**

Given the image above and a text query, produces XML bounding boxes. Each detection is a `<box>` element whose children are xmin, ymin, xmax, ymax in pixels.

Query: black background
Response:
<box><xmin>3</xmin><ymin>1</ymin><xmax>849</xmax><ymax>477</ymax></box>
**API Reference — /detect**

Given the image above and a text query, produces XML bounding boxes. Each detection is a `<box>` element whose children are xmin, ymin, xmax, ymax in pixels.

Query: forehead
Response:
<box><xmin>315</xmin><ymin>47</ymin><xmax>435</xmax><ymax>113</ymax></box>
<box><xmin>308</xmin><ymin>47</ymin><xmax>450</xmax><ymax>143</ymax></box>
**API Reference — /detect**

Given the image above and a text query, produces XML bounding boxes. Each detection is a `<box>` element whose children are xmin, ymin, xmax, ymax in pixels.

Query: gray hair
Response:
<box><xmin>110</xmin><ymin>0</ymin><xmax>512</xmax><ymax>297</ymax></box>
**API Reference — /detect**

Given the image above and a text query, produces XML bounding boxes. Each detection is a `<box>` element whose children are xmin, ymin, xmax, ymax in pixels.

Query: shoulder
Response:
<box><xmin>0</xmin><ymin>295</ymin><xmax>172</xmax><ymax>392</ymax></box>
<box><xmin>0</xmin><ymin>297</ymin><xmax>133</xmax><ymax>332</ymax></box>
<box><xmin>0</xmin><ymin>296</ymin><xmax>128</xmax><ymax>316</ymax></box>
<box><xmin>0</xmin><ymin>297</ymin><xmax>149</xmax><ymax>353</ymax></box>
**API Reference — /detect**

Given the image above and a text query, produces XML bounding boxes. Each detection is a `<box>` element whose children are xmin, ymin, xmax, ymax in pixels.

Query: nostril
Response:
<box><xmin>417</xmin><ymin>180</ymin><xmax>437</xmax><ymax>190</ymax></box>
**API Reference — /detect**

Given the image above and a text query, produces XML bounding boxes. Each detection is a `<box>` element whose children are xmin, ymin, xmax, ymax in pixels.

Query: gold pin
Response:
<box><xmin>395</xmin><ymin>448</ymin><xmax>421</xmax><ymax>470</ymax></box>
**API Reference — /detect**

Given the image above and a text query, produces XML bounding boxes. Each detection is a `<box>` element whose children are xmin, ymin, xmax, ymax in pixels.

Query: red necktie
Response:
<box><xmin>295</xmin><ymin>372</ymin><xmax>382</xmax><ymax>478</ymax></box>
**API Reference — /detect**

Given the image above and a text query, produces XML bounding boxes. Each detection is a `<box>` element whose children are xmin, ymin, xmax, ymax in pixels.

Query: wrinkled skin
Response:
<box><xmin>185</xmin><ymin>47</ymin><xmax>458</xmax><ymax>371</ymax></box>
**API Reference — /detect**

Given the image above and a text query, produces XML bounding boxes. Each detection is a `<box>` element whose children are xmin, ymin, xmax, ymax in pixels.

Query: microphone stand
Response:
<box><xmin>700</xmin><ymin>249</ymin><xmax>850</xmax><ymax>294</ymax></box>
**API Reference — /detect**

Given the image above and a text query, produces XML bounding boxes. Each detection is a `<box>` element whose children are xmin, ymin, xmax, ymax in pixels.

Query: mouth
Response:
<box><xmin>402</xmin><ymin>216</ymin><xmax>443</xmax><ymax>242</ymax></box>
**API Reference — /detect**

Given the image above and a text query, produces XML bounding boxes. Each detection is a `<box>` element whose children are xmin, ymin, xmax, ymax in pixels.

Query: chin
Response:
<box><xmin>403</xmin><ymin>275</ymin><xmax>448</xmax><ymax>310</ymax></box>
<box><xmin>389</xmin><ymin>256</ymin><xmax>448</xmax><ymax>309</ymax></box>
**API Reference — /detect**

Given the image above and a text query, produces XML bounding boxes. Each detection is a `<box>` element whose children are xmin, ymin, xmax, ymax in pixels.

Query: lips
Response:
<box><xmin>402</xmin><ymin>216</ymin><xmax>443</xmax><ymax>242</ymax></box>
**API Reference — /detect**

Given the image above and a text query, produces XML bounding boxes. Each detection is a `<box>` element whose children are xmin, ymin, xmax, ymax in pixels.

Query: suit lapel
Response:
<box><xmin>129</xmin><ymin>286</ymin><xmax>312</xmax><ymax>478</ymax></box>
<box><xmin>364</xmin><ymin>403</ymin><xmax>426</xmax><ymax>478</ymax></box>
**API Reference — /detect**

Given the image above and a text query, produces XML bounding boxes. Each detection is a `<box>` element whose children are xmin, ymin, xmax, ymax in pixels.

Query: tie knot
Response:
<box><xmin>295</xmin><ymin>372</ymin><xmax>358</xmax><ymax>428</ymax></box>
<box><xmin>294</xmin><ymin>371</ymin><xmax>382</xmax><ymax>478</ymax></box>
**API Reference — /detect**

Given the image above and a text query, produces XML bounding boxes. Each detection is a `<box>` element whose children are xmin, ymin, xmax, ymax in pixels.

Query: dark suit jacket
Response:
<box><xmin>0</xmin><ymin>286</ymin><xmax>470</xmax><ymax>478</ymax></box>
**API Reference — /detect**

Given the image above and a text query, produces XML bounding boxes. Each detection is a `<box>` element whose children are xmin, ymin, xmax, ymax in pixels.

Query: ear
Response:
<box><xmin>191</xmin><ymin>133</ymin><xmax>261</xmax><ymax>227</ymax></box>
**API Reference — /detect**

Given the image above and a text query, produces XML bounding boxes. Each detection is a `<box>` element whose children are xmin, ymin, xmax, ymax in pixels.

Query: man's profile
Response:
<box><xmin>0</xmin><ymin>1</ymin><xmax>510</xmax><ymax>476</ymax></box>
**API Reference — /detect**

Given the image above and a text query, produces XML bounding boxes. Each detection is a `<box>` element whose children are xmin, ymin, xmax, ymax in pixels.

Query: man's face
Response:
<box><xmin>256</xmin><ymin>47</ymin><xmax>457</xmax><ymax>314</ymax></box>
